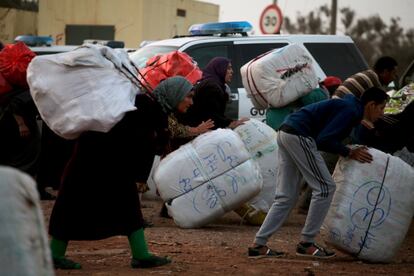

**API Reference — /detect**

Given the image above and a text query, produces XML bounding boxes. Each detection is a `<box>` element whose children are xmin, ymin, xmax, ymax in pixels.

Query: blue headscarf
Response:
<box><xmin>202</xmin><ymin>57</ymin><xmax>231</xmax><ymax>91</ymax></box>
<box><xmin>152</xmin><ymin>76</ymin><xmax>193</xmax><ymax>114</ymax></box>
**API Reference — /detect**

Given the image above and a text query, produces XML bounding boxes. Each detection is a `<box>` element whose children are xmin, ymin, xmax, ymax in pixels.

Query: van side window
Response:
<box><xmin>233</xmin><ymin>43</ymin><xmax>287</xmax><ymax>87</ymax></box>
<box><xmin>304</xmin><ymin>43</ymin><xmax>368</xmax><ymax>81</ymax></box>
<box><xmin>186</xmin><ymin>45</ymin><xmax>229</xmax><ymax>69</ymax></box>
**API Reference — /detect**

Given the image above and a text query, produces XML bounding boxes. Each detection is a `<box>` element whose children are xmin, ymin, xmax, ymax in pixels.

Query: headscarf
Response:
<box><xmin>201</xmin><ymin>57</ymin><xmax>231</xmax><ymax>91</ymax></box>
<box><xmin>153</xmin><ymin>76</ymin><xmax>193</xmax><ymax>114</ymax></box>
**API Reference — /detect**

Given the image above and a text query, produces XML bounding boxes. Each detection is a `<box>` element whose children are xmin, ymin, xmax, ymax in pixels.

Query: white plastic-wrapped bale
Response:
<box><xmin>323</xmin><ymin>148</ymin><xmax>414</xmax><ymax>263</ymax></box>
<box><xmin>394</xmin><ymin>147</ymin><xmax>414</xmax><ymax>167</ymax></box>
<box><xmin>234</xmin><ymin>119</ymin><xmax>278</xmax><ymax>213</ymax></box>
<box><xmin>154</xmin><ymin>129</ymin><xmax>263</xmax><ymax>228</ymax></box>
<box><xmin>0</xmin><ymin>166</ymin><xmax>54</xmax><ymax>276</ymax></box>
<box><xmin>27</xmin><ymin>44</ymin><xmax>139</xmax><ymax>139</ymax></box>
<box><xmin>240</xmin><ymin>43</ymin><xmax>318</xmax><ymax>109</ymax></box>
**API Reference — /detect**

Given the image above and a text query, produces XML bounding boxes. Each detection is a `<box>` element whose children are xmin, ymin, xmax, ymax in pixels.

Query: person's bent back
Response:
<box><xmin>334</xmin><ymin>56</ymin><xmax>398</xmax><ymax>98</ymax></box>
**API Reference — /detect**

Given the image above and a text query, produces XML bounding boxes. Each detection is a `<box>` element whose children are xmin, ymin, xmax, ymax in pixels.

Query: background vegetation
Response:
<box><xmin>282</xmin><ymin>5</ymin><xmax>414</xmax><ymax>79</ymax></box>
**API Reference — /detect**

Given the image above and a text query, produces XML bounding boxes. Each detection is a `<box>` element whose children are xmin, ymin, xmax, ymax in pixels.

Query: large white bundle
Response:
<box><xmin>240</xmin><ymin>44</ymin><xmax>318</xmax><ymax>109</ymax></box>
<box><xmin>234</xmin><ymin>119</ymin><xmax>278</xmax><ymax>212</ymax></box>
<box><xmin>155</xmin><ymin>129</ymin><xmax>251</xmax><ymax>199</ymax></box>
<box><xmin>323</xmin><ymin>148</ymin><xmax>414</xmax><ymax>263</ymax></box>
<box><xmin>394</xmin><ymin>147</ymin><xmax>414</xmax><ymax>167</ymax></box>
<box><xmin>0</xmin><ymin>166</ymin><xmax>54</xmax><ymax>276</ymax></box>
<box><xmin>167</xmin><ymin>159</ymin><xmax>262</xmax><ymax>228</ymax></box>
<box><xmin>154</xmin><ymin>129</ymin><xmax>263</xmax><ymax>228</ymax></box>
<box><xmin>27</xmin><ymin>44</ymin><xmax>140</xmax><ymax>139</ymax></box>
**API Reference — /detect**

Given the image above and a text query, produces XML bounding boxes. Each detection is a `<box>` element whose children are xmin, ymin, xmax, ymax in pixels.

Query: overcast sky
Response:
<box><xmin>199</xmin><ymin>0</ymin><xmax>414</xmax><ymax>34</ymax></box>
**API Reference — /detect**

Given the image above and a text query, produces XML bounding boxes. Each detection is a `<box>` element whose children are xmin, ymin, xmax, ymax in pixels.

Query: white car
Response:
<box><xmin>29</xmin><ymin>45</ymin><xmax>79</xmax><ymax>55</ymax></box>
<box><xmin>130</xmin><ymin>21</ymin><xmax>368</xmax><ymax>121</ymax></box>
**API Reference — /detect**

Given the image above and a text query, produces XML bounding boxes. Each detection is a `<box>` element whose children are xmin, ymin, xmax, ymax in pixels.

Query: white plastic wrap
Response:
<box><xmin>155</xmin><ymin>129</ymin><xmax>251</xmax><ymax>200</ymax></box>
<box><xmin>0</xmin><ymin>166</ymin><xmax>54</xmax><ymax>276</ymax></box>
<box><xmin>27</xmin><ymin>44</ymin><xmax>139</xmax><ymax>139</ymax></box>
<box><xmin>240</xmin><ymin>44</ymin><xmax>318</xmax><ymax>109</ymax></box>
<box><xmin>154</xmin><ymin>129</ymin><xmax>263</xmax><ymax>228</ymax></box>
<box><xmin>167</xmin><ymin>159</ymin><xmax>262</xmax><ymax>228</ymax></box>
<box><xmin>323</xmin><ymin>148</ymin><xmax>414</xmax><ymax>263</ymax></box>
<box><xmin>234</xmin><ymin>119</ymin><xmax>278</xmax><ymax>212</ymax></box>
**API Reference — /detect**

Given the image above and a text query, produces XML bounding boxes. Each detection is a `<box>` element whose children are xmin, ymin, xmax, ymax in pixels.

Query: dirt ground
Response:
<box><xmin>41</xmin><ymin>198</ymin><xmax>414</xmax><ymax>276</ymax></box>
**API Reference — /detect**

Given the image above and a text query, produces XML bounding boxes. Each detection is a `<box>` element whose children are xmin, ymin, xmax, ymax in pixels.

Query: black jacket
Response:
<box><xmin>179</xmin><ymin>78</ymin><xmax>232</xmax><ymax>129</ymax></box>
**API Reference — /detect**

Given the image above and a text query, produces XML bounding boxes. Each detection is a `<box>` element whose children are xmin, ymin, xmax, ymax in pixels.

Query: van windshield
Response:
<box><xmin>304</xmin><ymin>42</ymin><xmax>368</xmax><ymax>81</ymax></box>
<box><xmin>129</xmin><ymin>45</ymin><xmax>178</xmax><ymax>68</ymax></box>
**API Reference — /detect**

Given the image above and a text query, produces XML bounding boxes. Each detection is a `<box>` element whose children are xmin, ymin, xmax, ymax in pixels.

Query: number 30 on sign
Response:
<box><xmin>260</xmin><ymin>4</ymin><xmax>283</xmax><ymax>34</ymax></box>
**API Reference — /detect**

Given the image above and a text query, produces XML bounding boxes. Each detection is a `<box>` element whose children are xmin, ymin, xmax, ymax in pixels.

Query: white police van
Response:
<box><xmin>29</xmin><ymin>45</ymin><xmax>79</xmax><ymax>55</ymax></box>
<box><xmin>130</xmin><ymin>21</ymin><xmax>368</xmax><ymax>120</ymax></box>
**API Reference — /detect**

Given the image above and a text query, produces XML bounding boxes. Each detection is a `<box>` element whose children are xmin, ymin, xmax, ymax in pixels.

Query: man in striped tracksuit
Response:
<box><xmin>334</xmin><ymin>56</ymin><xmax>398</xmax><ymax>99</ymax></box>
<box><xmin>248</xmin><ymin>87</ymin><xmax>389</xmax><ymax>259</ymax></box>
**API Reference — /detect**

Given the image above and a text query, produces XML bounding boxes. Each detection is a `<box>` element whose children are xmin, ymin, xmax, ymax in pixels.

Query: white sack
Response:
<box><xmin>234</xmin><ymin>119</ymin><xmax>278</xmax><ymax>212</ymax></box>
<box><xmin>27</xmin><ymin>44</ymin><xmax>139</xmax><ymax>139</ymax></box>
<box><xmin>167</xmin><ymin>159</ymin><xmax>262</xmax><ymax>228</ymax></box>
<box><xmin>0</xmin><ymin>166</ymin><xmax>54</xmax><ymax>276</ymax></box>
<box><xmin>154</xmin><ymin>129</ymin><xmax>251</xmax><ymax>200</ymax></box>
<box><xmin>394</xmin><ymin>147</ymin><xmax>414</xmax><ymax>167</ymax></box>
<box><xmin>240</xmin><ymin>43</ymin><xmax>318</xmax><ymax>109</ymax></box>
<box><xmin>323</xmin><ymin>148</ymin><xmax>414</xmax><ymax>263</ymax></box>
<box><xmin>154</xmin><ymin>129</ymin><xmax>263</xmax><ymax>228</ymax></box>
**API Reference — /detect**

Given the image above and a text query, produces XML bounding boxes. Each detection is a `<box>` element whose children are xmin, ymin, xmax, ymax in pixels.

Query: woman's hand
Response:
<box><xmin>229</xmin><ymin>118</ymin><xmax>249</xmax><ymax>129</ymax></box>
<box><xmin>18</xmin><ymin>123</ymin><xmax>30</xmax><ymax>138</ymax></box>
<box><xmin>13</xmin><ymin>115</ymin><xmax>30</xmax><ymax>138</ymax></box>
<box><xmin>194</xmin><ymin>119</ymin><xmax>215</xmax><ymax>134</ymax></box>
<box><xmin>348</xmin><ymin>146</ymin><xmax>373</xmax><ymax>163</ymax></box>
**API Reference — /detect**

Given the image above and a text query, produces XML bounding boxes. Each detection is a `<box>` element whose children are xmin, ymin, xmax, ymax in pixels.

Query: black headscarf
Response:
<box><xmin>201</xmin><ymin>57</ymin><xmax>231</xmax><ymax>91</ymax></box>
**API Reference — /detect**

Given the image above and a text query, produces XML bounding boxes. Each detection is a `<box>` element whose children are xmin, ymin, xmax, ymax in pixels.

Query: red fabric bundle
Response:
<box><xmin>138</xmin><ymin>51</ymin><xmax>202</xmax><ymax>91</ymax></box>
<box><xmin>0</xmin><ymin>42</ymin><xmax>36</xmax><ymax>88</ymax></box>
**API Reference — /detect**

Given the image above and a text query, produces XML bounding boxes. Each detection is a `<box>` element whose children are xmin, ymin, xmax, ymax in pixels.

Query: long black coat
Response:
<box><xmin>49</xmin><ymin>94</ymin><xmax>169</xmax><ymax>240</ymax></box>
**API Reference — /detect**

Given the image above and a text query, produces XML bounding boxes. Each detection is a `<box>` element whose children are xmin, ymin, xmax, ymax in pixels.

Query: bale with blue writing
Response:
<box><xmin>154</xmin><ymin>129</ymin><xmax>263</xmax><ymax>228</ymax></box>
<box><xmin>323</xmin><ymin>148</ymin><xmax>414</xmax><ymax>263</ymax></box>
<box><xmin>233</xmin><ymin>119</ymin><xmax>278</xmax><ymax>225</ymax></box>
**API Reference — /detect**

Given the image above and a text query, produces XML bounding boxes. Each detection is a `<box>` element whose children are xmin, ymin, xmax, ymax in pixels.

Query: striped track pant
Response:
<box><xmin>255</xmin><ymin>130</ymin><xmax>336</xmax><ymax>245</ymax></box>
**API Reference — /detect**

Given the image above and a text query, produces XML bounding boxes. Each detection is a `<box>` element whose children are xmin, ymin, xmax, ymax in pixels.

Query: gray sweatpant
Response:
<box><xmin>255</xmin><ymin>131</ymin><xmax>336</xmax><ymax>245</ymax></box>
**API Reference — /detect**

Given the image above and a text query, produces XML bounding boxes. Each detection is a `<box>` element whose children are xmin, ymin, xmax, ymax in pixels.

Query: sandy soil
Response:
<box><xmin>41</xmin><ymin>199</ymin><xmax>414</xmax><ymax>276</ymax></box>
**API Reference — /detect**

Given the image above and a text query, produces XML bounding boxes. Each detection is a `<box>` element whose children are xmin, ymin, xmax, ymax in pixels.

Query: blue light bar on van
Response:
<box><xmin>188</xmin><ymin>21</ymin><xmax>253</xmax><ymax>36</ymax></box>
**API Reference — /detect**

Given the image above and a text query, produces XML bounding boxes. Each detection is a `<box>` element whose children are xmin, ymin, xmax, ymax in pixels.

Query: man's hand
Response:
<box><xmin>348</xmin><ymin>146</ymin><xmax>373</xmax><ymax>163</ymax></box>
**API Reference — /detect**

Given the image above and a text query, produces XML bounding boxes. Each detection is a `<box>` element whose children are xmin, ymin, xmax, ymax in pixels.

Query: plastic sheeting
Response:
<box><xmin>234</xmin><ymin>119</ymin><xmax>278</xmax><ymax>213</ymax></box>
<box><xmin>240</xmin><ymin>43</ymin><xmax>318</xmax><ymax>109</ymax></box>
<box><xmin>154</xmin><ymin>129</ymin><xmax>263</xmax><ymax>228</ymax></box>
<box><xmin>323</xmin><ymin>148</ymin><xmax>414</xmax><ymax>263</ymax></box>
<box><xmin>27</xmin><ymin>44</ymin><xmax>140</xmax><ymax>139</ymax></box>
<box><xmin>0</xmin><ymin>166</ymin><xmax>54</xmax><ymax>276</ymax></box>
<box><xmin>166</xmin><ymin>159</ymin><xmax>262</xmax><ymax>228</ymax></box>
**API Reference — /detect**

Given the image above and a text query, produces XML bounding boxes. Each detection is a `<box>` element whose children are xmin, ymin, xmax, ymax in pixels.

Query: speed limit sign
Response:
<box><xmin>260</xmin><ymin>4</ymin><xmax>283</xmax><ymax>34</ymax></box>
